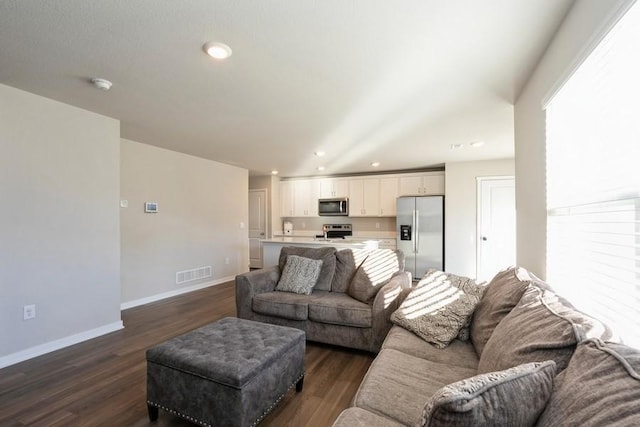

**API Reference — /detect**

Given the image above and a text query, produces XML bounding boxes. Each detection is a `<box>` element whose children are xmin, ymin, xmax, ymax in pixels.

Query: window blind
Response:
<box><xmin>546</xmin><ymin>1</ymin><xmax>640</xmax><ymax>348</ymax></box>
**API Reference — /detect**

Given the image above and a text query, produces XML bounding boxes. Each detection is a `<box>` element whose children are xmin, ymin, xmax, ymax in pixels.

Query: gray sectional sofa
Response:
<box><xmin>332</xmin><ymin>267</ymin><xmax>640</xmax><ymax>426</ymax></box>
<box><xmin>235</xmin><ymin>246</ymin><xmax>411</xmax><ymax>353</ymax></box>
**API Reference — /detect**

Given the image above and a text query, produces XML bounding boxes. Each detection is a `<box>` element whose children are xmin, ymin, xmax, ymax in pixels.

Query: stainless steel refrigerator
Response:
<box><xmin>396</xmin><ymin>196</ymin><xmax>444</xmax><ymax>279</ymax></box>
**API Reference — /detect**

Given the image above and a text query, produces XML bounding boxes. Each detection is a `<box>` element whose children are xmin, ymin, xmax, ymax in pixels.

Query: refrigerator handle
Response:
<box><xmin>415</xmin><ymin>210</ymin><xmax>420</xmax><ymax>254</ymax></box>
<box><xmin>412</xmin><ymin>209</ymin><xmax>418</xmax><ymax>253</ymax></box>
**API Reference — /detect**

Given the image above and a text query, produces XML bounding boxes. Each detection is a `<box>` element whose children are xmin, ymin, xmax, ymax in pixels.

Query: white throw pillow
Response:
<box><xmin>391</xmin><ymin>270</ymin><xmax>483</xmax><ymax>348</ymax></box>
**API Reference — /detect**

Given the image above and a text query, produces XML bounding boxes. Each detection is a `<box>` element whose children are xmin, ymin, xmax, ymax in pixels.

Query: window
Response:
<box><xmin>545</xmin><ymin>1</ymin><xmax>640</xmax><ymax>348</ymax></box>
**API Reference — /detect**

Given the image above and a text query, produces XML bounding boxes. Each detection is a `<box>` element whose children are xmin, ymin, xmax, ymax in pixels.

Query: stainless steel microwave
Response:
<box><xmin>318</xmin><ymin>198</ymin><xmax>349</xmax><ymax>216</ymax></box>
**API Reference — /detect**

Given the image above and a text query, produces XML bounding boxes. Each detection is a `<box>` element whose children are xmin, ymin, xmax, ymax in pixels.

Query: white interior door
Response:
<box><xmin>477</xmin><ymin>177</ymin><xmax>516</xmax><ymax>281</ymax></box>
<box><xmin>249</xmin><ymin>189</ymin><xmax>267</xmax><ymax>269</ymax></box>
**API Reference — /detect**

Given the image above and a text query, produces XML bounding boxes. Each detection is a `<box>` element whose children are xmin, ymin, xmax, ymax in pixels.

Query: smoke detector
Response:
<box><xmin>91</xmin><ymin>78</ymin><xmax>112</xmax><ymax>91</ymax></box>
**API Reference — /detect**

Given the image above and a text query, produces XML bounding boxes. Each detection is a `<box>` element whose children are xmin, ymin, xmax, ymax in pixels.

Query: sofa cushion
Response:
<box><xmin>275</xmin><ymin>255</ymin><xmax>323</xmax><ymax>295</ymax></box>
<box><xmin>333</xmin><ymin>408</ymin><xmax>405</xmax><ymax>427</ymax></box>
<box><xmin>348</xmin><ymin>249</ymin><xmax>404</xmax><ymax>303</ymax></box>
<box><xmin>478</xmin><ymin>284</ymin><xmax>613</xmax><ymax>374</ymax></box>
<box><xmin>279</xmin><ymin>246</ymin><xmax>337</xmax><ymax>291</ymax></box>
<box><xmin>308</xmin><ymin>292</ymin><xmax>372</xmax><ymax>328</ymax></box>
<box><xmin>382</xmin><ymin>326</ymin><xmax>479</xmax><ymax>370</ymax></box>
<box><xmin>331</xmin><ymin>249</ymin><xmax>370</xmax><ymax>293</ymax></box>
<box><xmin>390</xmin><ymin>271</ymin><xmax>483</xmax><ymax>349</ymax></box>
<box><xmin>252</xmin><ymin>291</ymin><xmax>318</xmax><ymax>321</ymax></box>
<box><xmin>353</xmin><ymin>348</ymin><xmax>477</xmax><ymax>426</ymax></box>
<box><xmin>470</xmin><ymin>267</ymin><xmax>530</xmax><ymax>357</ymax></box>
<box><xmin>537</xmin><ymin>339</ymin><xmax>640</xmax><ymax>427</ymax></box>
<box><xmin>421</xmin><ymin>361</ymin><xmax>556</xmax><ymax>427</ymax></box>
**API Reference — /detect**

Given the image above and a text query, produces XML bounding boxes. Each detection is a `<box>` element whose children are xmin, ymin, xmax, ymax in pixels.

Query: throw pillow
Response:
<box><xmin>390</xmin><ymin>270</ymin><xmax>483</xmax><ymax>348</ymax></box>
<box><xmin>420</xmin><ymin>360</ymin><xmax>556</xmax><ymax>427</ymax></box>
<box><xmin>278</xmin><ymin>246</ymin><xmax>336</xmax><ymax>291</ymax></box>
<box><xmin>469</xmin><ymin>267</ymin><xmax>531</xmax><ymax>357</ymax></box>
<box><xmin>477</xmin><ymin>284</ymin><xmax>614</xmax><ymax>374</ymax></box>
<box><xmin>423</xmin><ymin>270</ymin><xmax>488</xmax><ymax>341</ymax></box>
<box><xmin>347</xmin><ymin>249</ymin><xmax>403</xmax><ymax>303</ymax></box>
<box><xmin>275</xmin><ymin>255</ymin><xmax>323</xmax><ymax>295</ymax></box>
<box><xmin>537</xmin><ymin>339</ymin><xmax>640</xmax><ymax>426</ymax></box>
<box><xmin>331</xmin><ymin>249</ymin><xmax>371</xmax><ymax>293</ymax></box>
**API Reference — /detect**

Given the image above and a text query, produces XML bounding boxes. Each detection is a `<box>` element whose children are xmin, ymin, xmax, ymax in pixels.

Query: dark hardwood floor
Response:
<box><xmin>0</xmin><ymin>282</ymin><xmax>374</xmax><ymax>426</ymax></box>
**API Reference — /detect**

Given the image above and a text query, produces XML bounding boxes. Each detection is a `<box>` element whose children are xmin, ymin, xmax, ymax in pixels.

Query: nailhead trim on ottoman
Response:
<box><xmin>146</xmin><ymin>317</ymin><xmax>306</xmax><ymax>427</ymax></box>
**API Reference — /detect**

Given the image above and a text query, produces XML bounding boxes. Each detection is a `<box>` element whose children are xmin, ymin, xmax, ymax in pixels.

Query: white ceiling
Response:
<box><xmin>0</xmin><ymin>0</ymin><xmax>574</xmax><ymax>178</ymax></box>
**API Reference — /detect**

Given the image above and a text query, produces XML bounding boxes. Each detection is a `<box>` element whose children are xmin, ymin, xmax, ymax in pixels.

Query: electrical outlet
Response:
<box><xmin>225</xmin><ymin>257</ymin><xmax>230</xmax><ymax>265</ymax></box>
<box><xmin>23</xmin><ymin>304</ymin><xmax>36</xmax><ymax>320</ymax></box>
<box><xmin>120</xmin><ymin>199</ymin><xmax>128</xmax><ymax>208</ymax></box>
<box><xmin>375</xmin><ymin>222</ymin><xmax>380</xmax><ymax>229</ymax></box>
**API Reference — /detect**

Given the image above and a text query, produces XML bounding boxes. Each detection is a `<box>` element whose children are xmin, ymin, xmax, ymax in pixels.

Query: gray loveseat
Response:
<box><xmin>235</xmin><ymin>246</ymin><xmax>411</xmax><ymax>353</ymax></box>
<box><xmin>333</xmin><ymin>266</ymin><xmax>640</xmax><ymax>426</ymax></box>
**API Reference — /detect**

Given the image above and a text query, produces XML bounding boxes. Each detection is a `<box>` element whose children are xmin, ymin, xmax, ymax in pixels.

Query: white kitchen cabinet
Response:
<box><xmin>280</xmin><ymin>181</ymin><xmax>294</xmax><ymax>217</ymax></box>
<box><xmin>378</xmin><ymin>177</ymin><xmax>399</xmax><ymax>216</ymax></box>
<box><xmin>349</xmin><ymin>178</ymin><xmax>380</xmax><ymax>217</ymax></box>
<box><xmin>399</xmin><ymin>172</ymin><xmax>444</xmax><ymax>196</ymax></box>
<box><xmin>319</xmin><ymin>178</ymin><xmax>349</xmax><ymax>198</ymax></box>
<box><xmin>293</xmin><ymin>179</ymin><xmax>319</xmax><ymax>217</ymax></box>
<box><xmin>280</xmin><ymin>180</ymin><xmax>319</xmax><ymax>217</ymax></box>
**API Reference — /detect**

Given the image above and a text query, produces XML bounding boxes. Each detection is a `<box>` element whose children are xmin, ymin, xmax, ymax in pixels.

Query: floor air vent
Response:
<box><xmin>176</xmin><ymin>266</ymin><xmax>212</xmax><ymax>285</ymax></box>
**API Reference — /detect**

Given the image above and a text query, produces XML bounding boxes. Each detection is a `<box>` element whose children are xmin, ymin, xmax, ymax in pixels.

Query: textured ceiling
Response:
<box><xmin>0</xmin><ymin>0</ymin><xmax>574</xmax><ymax>177</ymax></box>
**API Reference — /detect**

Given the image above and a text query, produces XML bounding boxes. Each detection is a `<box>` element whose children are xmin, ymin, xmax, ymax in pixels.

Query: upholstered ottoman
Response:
<box><xmin>146</xmin><ymin>317</ymin><xmax>305</xmax><ymax>427</ymax></box>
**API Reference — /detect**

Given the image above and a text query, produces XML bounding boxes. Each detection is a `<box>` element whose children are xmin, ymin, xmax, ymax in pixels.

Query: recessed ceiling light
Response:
<box><xmin>450</xmin><ymin>144</ymin><xmax>464</xmax><ymax>150</ymax></box>
<box><xmin>314</xmin><ymin>151</ymin><xmax>325</xmax><ymax>157</ymax></box>
<box><xmin>271</xmin><ymin>170</ymin><xmax>278</xmax><ymax>175</ymax></box>
<box><xmin>371</xmin><ymin>162</ymin><xmax>380</xmax><ymax>167</ymax></box>
<box><xmin>90</xmin><ymin>78</ymin><xmax>112</xmax><ymax>91</ymax></box>
<box><xmin>203</xmin><ymin>42</ymin><xmax>232</xmax><ymax>60</ymax></box>
<box><xmin>470</xmin><ymin>141</ymin><xmax>485</xmax><ymax>148</ymax></box>
<box><xmin>317</xmin><ymin>166</ymin><xmax>325</xmax><ymax>171</ymax></box>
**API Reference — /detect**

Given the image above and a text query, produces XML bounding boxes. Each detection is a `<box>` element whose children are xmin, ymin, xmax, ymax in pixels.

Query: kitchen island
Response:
<box><xmin>261</xmin><ymin>237</ymin><xmax>379</xmax><ymax>267</ymax></box>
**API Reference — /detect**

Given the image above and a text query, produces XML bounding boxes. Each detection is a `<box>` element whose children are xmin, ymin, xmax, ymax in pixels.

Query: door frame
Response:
<box><xmin>476</xmin><ymin>176</ymin><xmax>515</xmax><ymax>281</ymax></box>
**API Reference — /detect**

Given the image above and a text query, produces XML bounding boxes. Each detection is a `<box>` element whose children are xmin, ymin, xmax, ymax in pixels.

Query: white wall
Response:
<box><xmin>514</xmin><ymin>0</ymin><xmax>633</xmax><ymax>278</ymax></box>
<box><xmin>0</xmin><ymin>84</ymin><xmax>122</xmax><ymax>366</ymax></box>
<box><xmin>445</xmin><ymin>159</ymin><xmax>515</xmax><ymax>278</ymax></box>
<box><xmin>120</xmin><ymin>139</ymin><xmax>249</xmax><ymax>306</ymax></box>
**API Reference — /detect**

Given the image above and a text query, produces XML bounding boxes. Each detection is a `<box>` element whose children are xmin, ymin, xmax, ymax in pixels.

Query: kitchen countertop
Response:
<box><xmin>262</xmin><ymin>236</ymin><xmax>379</xmax><ymax>246</ymax></box>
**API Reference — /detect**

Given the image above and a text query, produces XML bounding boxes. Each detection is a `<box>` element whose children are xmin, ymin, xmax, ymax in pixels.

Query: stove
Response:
<box><xmin>321</xmin><ymin>224</ymin><xmax>353</xmax><ymax>239</ymax></box>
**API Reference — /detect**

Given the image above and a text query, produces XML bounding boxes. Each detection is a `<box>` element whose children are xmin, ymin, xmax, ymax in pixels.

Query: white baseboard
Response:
<box><xmin>0</xmin><ymin>277</ymin><xmax>234</xmax><ymax>370</ymax></box>
<box><xmin>0</xmin><ymin>321</ymin><xmax>124</xmax><ymax>369</ymax></box>
<box><xmin>120</xmin><ymin>275</ymin><xmax>235</xmax><ymax>310</ymax></box>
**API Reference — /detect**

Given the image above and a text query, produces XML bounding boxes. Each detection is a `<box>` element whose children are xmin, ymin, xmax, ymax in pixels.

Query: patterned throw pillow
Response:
<box><xmin>391</xmin><ymin>270</ymin><xmax>483</xmax><ymax>348</ymax></box>
<box><xmin>421</xmin><ymin>361</ymin><xmax>556</xmax><ymax>427</ymax></box>
<box><xmin>426</xmin><ymin>270</ymin><xmax>488</xmax><ymax>341</ymax></box>
<box><xmin>275</xmin><ymin>255</ymin><xmax>323</xmax><ymax>295</ymax></box>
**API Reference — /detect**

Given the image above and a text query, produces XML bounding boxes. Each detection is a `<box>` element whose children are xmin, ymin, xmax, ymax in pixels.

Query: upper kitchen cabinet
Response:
<box><xmin>280</xmin><ymin>181</ymin><xmax>294</xmax><ymax>217</ymax></box>
<box><xmin>280</xmin><ymin>179</ymin><xmax>319</xmax><ymax>217</ymax></box>
<box><xmin>349</xmin><ymin>178</ymin><xmax>379</xmax><ymax>217</ymax></box>
<box><xmin>399</xmin><ymin>172</ymin><xmax>445</xmax><ymax>196</ymax></box>
<box><xmin>348</xmin><ymin>177</ymin><xmax>398</xmax><ymax>217</ymax></box>
<box><xmin>319</xmin><ymin>178</ymin><xmax>349</xmax><ymax>198</ymax></box>
<box><xmin>378</xmin><ymin>177</ymin><xmax>399</xmax><ymax>216</ymax></box>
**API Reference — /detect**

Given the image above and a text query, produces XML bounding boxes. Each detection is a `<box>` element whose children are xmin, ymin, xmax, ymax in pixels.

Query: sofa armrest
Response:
<box><xmin>370</xmin><ymin>271</ymin><xmax>412</xmax><ymax>352</ymax></box>
<box><xmin>235</xmin><ymin>266</ymin><xmax>280</xmax><ymax>319</ymax></box>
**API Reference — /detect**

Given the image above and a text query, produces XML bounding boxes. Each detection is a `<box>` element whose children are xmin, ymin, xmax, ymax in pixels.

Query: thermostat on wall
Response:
<box><xmin>145</xmin><ymin>202</ymin><xmax>158</xmax><ymax>213</ymax></box>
